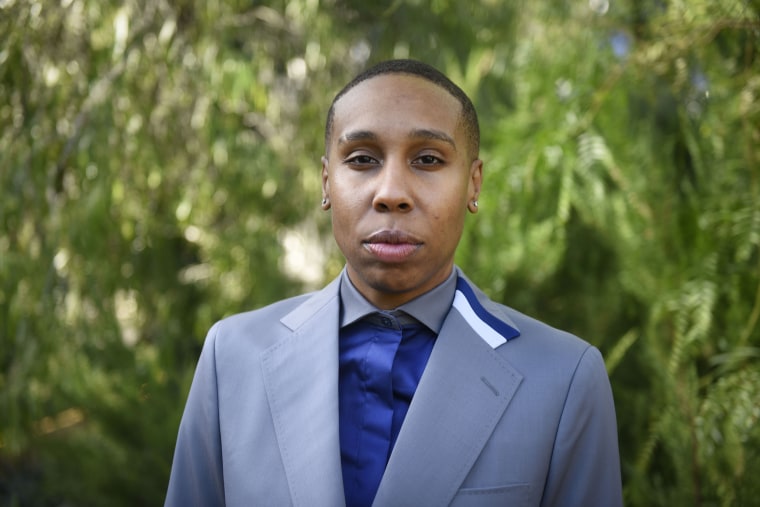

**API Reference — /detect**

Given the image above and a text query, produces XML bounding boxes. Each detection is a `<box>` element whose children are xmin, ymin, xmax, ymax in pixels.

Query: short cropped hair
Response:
<box><xmin>324</xmin><ymin>59</ymin><xmax>480</xmax><ymax>160</ymax></box>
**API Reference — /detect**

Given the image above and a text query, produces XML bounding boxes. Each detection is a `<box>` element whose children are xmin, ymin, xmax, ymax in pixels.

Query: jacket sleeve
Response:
<box><xmin>164</xmin><ymin>324</ymin><xmax>226</xmax><ymax>507</ymax></box>
<box><xmin>540</xmin><ymin>346</ymin><xmax>623</xmax><ymax>507</ymax></box>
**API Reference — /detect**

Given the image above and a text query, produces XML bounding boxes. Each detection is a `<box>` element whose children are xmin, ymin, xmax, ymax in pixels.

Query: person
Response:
<box><xmin>164</xmin><ymin>59</ymin><xmax>623</xmax><ymax>507</ymax></box>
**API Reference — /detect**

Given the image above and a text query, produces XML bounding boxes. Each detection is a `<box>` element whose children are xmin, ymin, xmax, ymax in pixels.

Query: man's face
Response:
<box><xmin>322</xmin><ymin>73</ymin><xmax>482</xmax><ymax>309</ymax></box>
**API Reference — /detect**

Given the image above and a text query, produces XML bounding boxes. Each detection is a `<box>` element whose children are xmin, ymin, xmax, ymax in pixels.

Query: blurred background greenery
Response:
<box><xmin>1</xmin><ymin>0</ymin><xmax>758</xmax><ymax>505</ymax></box>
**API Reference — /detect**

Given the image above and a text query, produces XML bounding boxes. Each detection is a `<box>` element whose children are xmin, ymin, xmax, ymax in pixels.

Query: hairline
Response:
<box><xmin>324</xmin><ymin>61</ymin><xmax>480</xmax><ymax>161</ymax></box>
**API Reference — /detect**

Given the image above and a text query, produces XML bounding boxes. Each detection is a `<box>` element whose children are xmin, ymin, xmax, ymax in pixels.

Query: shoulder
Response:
<box><xmin>500</xmin><ymin>304</ymin><xmax>604</xmax><ymax>377</ymax></box>
<box><xmin>202</xmin><ymin>274</ymin><xmax>341</xmax><ymax>357</ymax></box>
<box><xmin>458</xmin><ymin>270</ymin><xmax>590</xmax><ymax>351</ymax></box>
<box><xmin>502</xmin><ymin>304</ymin><xmax>590</xmax><ymax>354</ymax></box>
<box><xmin>459</xmin><ymin>272</ymin><xmax>598</xmax><ymax>375</ymax></box>
<box><xmin>213</xmin><ymin>293</ymin><xmax>313</xmax><ymax>337</ymax></box>
<box><xmin>484</xmin><ymin>299</ymin><xmax>612</xmax><ymax>417</ymax></box>
<box><xmin>197</xmin><ymin>293</ymin><xmax>313</xmax><ymax>366</ymax></box>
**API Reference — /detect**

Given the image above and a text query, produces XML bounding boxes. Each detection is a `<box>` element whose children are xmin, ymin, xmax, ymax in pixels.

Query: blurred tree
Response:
<box><xmin>0</xmin><ymin>0</ymin><xmax>757</xmax><ymax>505</ymax></box>
<box><xmin>0</xmin><ymin>0</ymin><xmax>331</xmax><ymax>504</ymax></box>
<box><xmin>451</xmin><ymin>1</ymin><xmax>760</xmax><ymax>506</ymax></box>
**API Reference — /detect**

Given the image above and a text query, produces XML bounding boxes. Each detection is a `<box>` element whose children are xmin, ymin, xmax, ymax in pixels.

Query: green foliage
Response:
<box><xmin>1</xmin><ymin>0</ymin><xmax>758</xmax><ymax>505</ymax></box>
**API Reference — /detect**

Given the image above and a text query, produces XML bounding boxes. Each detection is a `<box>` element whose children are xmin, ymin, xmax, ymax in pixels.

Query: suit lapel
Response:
<box><xmin>261</xmin><ymin>277</ymin><xmax>346</xmax><ymax>507</ymax></box>
<box><xmin>373</xmin><ymin>277</ymin><xmax>524</xmax><ymax>507</ymax></box>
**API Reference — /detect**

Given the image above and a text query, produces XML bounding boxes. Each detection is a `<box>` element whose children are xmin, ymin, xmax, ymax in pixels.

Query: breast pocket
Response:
<box><xmin>449</xmin><ymin>483</ymin><xmax>533</xmax><ymax>507</ymax></box>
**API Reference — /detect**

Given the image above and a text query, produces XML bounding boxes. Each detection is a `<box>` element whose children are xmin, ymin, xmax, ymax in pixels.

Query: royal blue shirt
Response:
<box><xmin>338</xmin><ymin>270</ymin><xmax>456</xmax><ymax>507</ymax></box>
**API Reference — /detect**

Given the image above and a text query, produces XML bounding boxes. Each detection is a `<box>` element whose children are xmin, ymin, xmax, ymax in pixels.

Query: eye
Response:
<box><xmin>344</xmin><ymin>154</ymin><xmax>379</xmax><ymax>166</ymax></box>
<box><xmin>412</xmin><ymin>154</ymin><xmax>444</xmax><ymax>166</ymax></box>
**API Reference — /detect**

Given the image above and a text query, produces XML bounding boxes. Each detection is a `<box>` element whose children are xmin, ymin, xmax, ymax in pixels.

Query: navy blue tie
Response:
<box><xmin>339</xmin><ymin>312</ymin><xmax>436</xmax><ymax>507</ymax></box>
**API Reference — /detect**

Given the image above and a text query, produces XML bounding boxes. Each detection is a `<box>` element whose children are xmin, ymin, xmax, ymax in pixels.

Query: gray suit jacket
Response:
<box><xmin>165</xmin><ymin>270</ymin><xmax>622</xmax><ymax>507</ymax></box>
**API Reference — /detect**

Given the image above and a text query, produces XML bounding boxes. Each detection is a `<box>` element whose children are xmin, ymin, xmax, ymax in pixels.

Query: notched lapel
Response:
<box><xmin>373</xmin><ymin>309</ymin><xmax>524</xmax><ymax>507</ymax></box>
<box><xmin>261</xmin><ymin>279</ymin><xmax>346</xmax><ymax>507</ymax></box>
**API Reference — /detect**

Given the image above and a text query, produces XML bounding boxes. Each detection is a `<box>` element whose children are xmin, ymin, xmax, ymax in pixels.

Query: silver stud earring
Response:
<box><xmin>321</xmin><ymin>198</ymin><xmax>327</xmax><ymax>206</ymax></box>
<box><xmin>473</xmin><ymin>200</ymin><xmax>478</xmax><ymax>208</ymax></box>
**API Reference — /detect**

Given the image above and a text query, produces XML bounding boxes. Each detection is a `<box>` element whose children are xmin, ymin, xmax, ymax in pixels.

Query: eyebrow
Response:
<box><xmin>337</xmin><ymin>128</ymin><xmax>457</xmax><ymax>151</ymax></box>
<box><xmin>338</xmin><ymin>130</ymin><xmax>377</xmax><ymax>145</ymax></box>
<box><xmin>410</xmin><ymin>128</ymin><xmax>457</xmax><ymax>151</ymax></box>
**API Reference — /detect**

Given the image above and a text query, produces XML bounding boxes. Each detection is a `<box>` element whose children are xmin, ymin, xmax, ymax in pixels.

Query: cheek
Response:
<box><xmin>330</xmin><ymin>192</ymin><xmax>364</xmax><ymax>236</ymax></box>
<box><xmin>331</xmin><ymin>176</ymin><xmax>364</xmax><ymax>203</ymax></box>
<box><xmin>331</xmin><ymin>205</ymin><xmax>353</xmax><ymax>231</ymax></box>
<box><xmin>437</xmin><ymin>204</ymin><xmax>466</xmax><ymax>235</ymax></box>
<box><xmin>332</xmin><ymin>192</ymin><xmax>364</xmax><ymax>216</ymax></box>
<box><xmin>330</xmin><ymin>212</ymin><xmax>352</xmax><ymax>251</ymax></box>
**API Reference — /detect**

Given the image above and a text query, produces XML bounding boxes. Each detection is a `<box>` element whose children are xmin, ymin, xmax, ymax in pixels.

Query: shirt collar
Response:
<box><xmin>339</xmin><ymin>267</ymin><xmax>457</xmax><ymax>334</ymax></box>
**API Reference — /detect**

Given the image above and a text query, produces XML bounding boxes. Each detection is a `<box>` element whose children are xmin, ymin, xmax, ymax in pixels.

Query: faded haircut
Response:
<box><xmin>324</xmin><ymin>59</ymin><xmax>480</xmax><ymax>160</ymax></box>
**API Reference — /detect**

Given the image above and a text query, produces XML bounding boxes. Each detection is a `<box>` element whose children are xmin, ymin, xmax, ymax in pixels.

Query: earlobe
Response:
<box><xmin>321</xmin><ymin>156</ymin><xmax>331</xmax><ymax>210</ymax></box>
<box><xmin>468</xmin><ymin>159</ymin><xmax>483</xmax><ymax>214</ymax></box>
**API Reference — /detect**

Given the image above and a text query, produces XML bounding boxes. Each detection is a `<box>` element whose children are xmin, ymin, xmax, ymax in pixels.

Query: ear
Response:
<box><xmin>467</xmin><ymin>158</ymin><xmax>483</xmax><ymax>214</ymax></box>
<box><xmin>321</xmin><ymin>156</ymin><xmax>331</xmax><ymax>210</ymax></box>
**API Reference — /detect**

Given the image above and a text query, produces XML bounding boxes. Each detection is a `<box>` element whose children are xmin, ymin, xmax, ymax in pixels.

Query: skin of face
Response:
<box><xmin>322</xmin><ymin>73</ymin><xmax>483</xmax><ymax>309</ymax></box>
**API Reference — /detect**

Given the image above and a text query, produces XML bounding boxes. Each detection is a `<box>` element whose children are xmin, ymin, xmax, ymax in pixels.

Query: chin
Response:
<box><xmin>362</xmin><ymin>268</ymin><xmax>409</xmax><ymax>287</ymax></box>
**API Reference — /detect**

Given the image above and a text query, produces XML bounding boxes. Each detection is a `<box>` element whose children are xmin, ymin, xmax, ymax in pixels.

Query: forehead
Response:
<box><xmin>331</xmin><ymin>74</ymin><xmax>463</xmax><ymax>144</ymax></box>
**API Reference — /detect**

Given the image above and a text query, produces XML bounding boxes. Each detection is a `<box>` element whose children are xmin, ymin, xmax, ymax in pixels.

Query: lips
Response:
<box><xmin>363</xmin><ymin>230</ymin><xmax>422</xmax><ymax>262</ymax></box>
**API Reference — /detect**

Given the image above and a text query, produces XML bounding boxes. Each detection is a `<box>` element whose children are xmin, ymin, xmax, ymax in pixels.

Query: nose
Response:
<box><xmin>372</xmin><ymin>156</ymin><xmax>414</xmax><ymax>213</ymax></box>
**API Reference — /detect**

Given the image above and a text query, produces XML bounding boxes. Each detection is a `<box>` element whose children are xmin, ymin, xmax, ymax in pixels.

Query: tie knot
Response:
<box><xmin>364</xmin><ymin>310</ymin><xmax>420</xmax><ymax>330</ymax></box>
